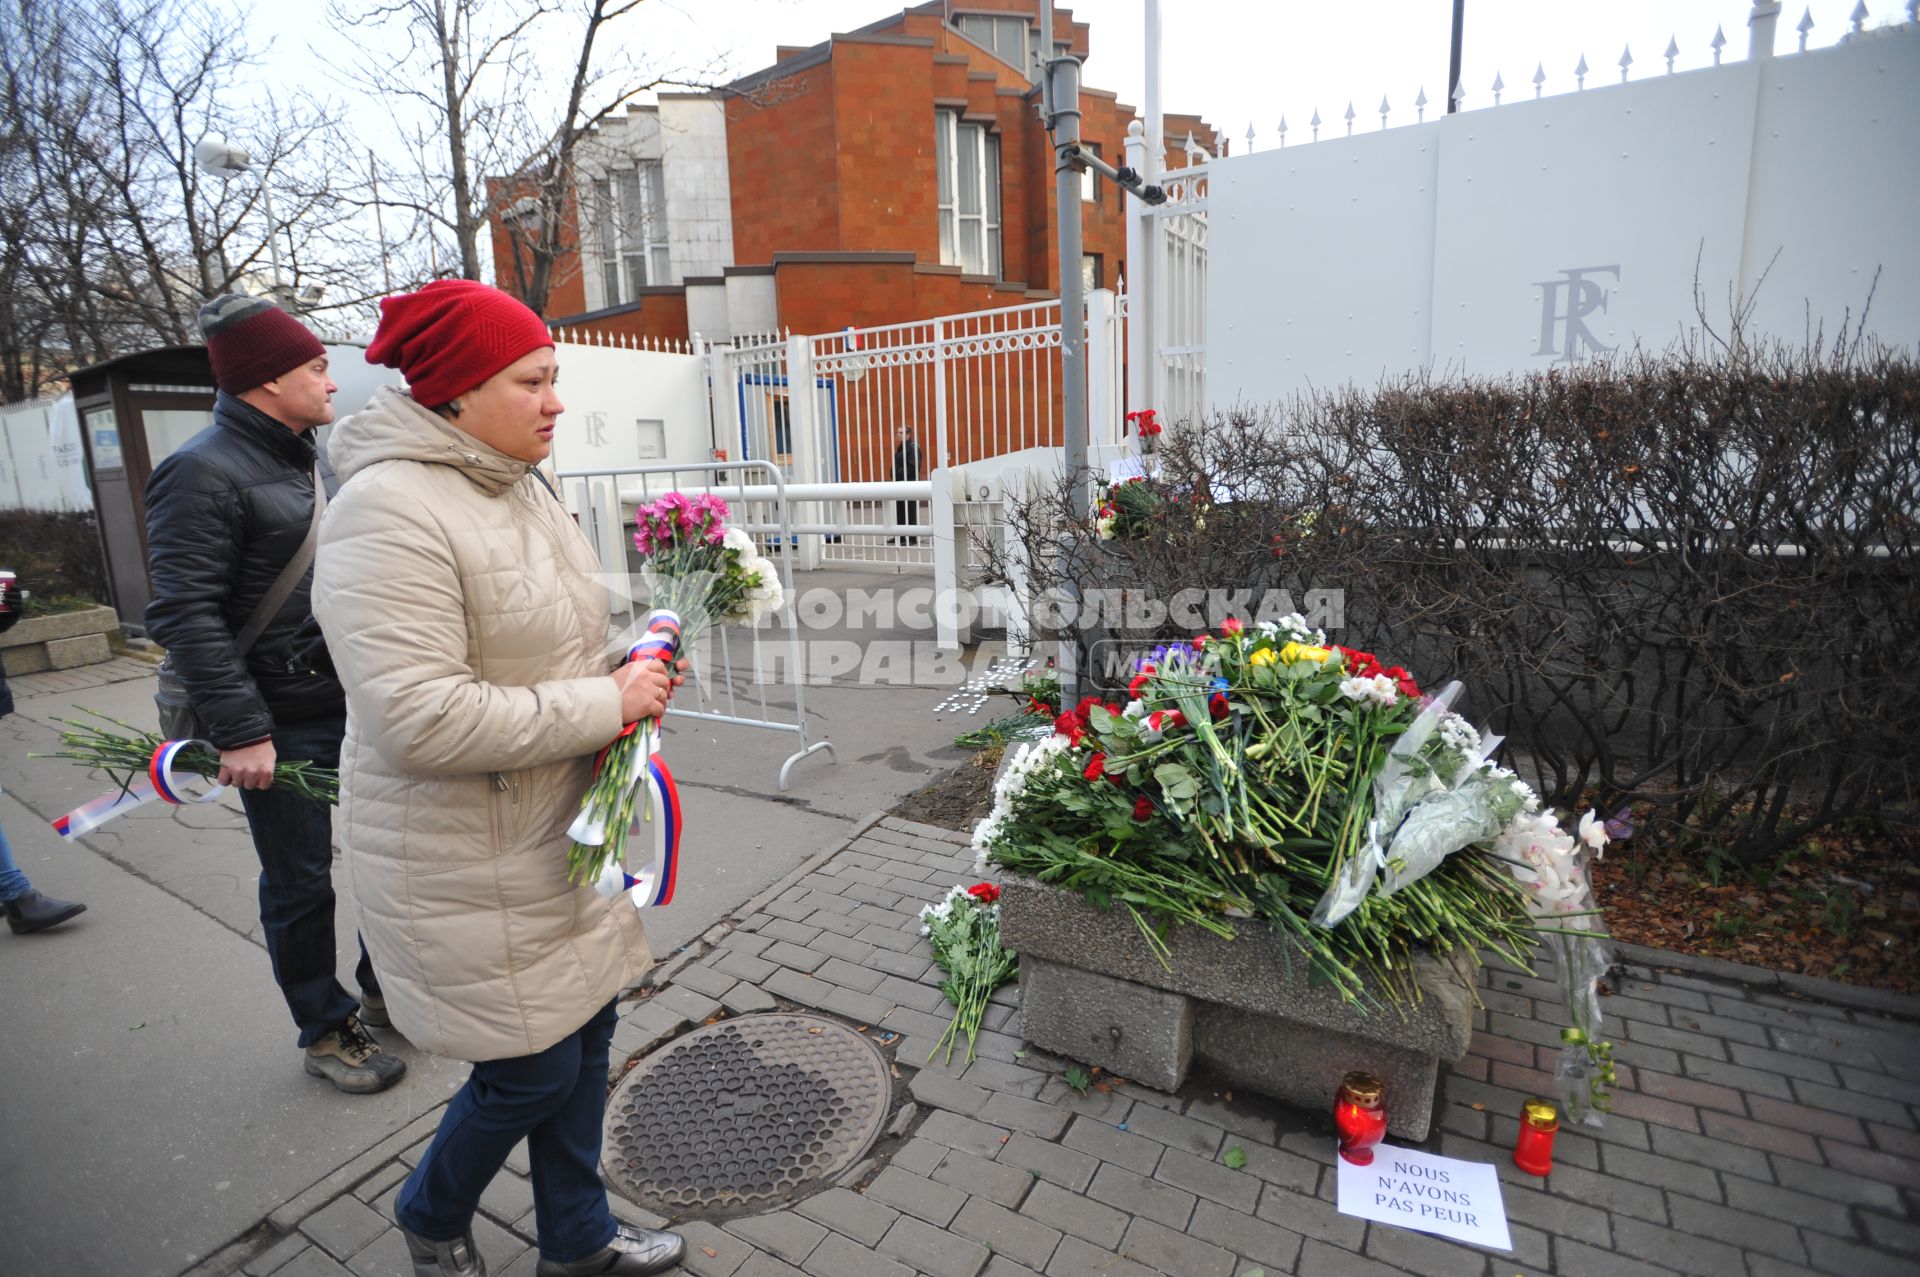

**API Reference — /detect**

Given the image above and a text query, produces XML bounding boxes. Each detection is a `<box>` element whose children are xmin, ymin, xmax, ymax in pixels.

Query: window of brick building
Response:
<box><xmin>955</xmin><ymin>12</ymin><xmax>1031</xmax><ymax>76</ymax></box>
<box><xmin>1081</xmin><ymin>141</ymin><xmax>1101</xmax><ymax>203</ymax></box>
<box><xmin>593</xmin><ymin>162</ymin><xmax>669</xmax><ymax>305</ymax></box>
<box><xmin>1082</xmin><ymin>253</ymin><xmax>1102</xmax><ymax>292</ymax></box>
<box><xmin>935</xmin><ymin>110</ymin><xmax>1002</xmax><ymax>278</ymax></box>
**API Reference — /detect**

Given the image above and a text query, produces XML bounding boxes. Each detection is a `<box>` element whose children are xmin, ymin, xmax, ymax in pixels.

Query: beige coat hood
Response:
<box><xmin>313</xmin><ymin>386</ymin><xmax>646</xmax><ymax>1062</ymax></box>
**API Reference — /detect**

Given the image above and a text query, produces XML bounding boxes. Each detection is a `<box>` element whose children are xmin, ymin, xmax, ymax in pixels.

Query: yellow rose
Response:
<box><xmin>1250</xmin><ymin>648</ymin><xmax>1277</xmax><ymax>667</ymax></box>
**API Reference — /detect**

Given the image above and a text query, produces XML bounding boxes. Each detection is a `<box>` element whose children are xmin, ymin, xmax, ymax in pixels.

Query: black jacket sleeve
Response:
<box><xmin>143</xmin><ymin>451</ymin><xmax>274</xmax><ymax>748</ymax></box>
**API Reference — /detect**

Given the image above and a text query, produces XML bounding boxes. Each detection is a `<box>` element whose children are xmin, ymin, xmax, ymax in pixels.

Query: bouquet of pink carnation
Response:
<box><xmin>565</xmin><ymin>492</ymin><xmax>784</xmax><ymax>889</ymax></box>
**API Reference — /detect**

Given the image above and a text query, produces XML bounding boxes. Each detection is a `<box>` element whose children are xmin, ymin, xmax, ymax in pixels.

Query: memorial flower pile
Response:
<box><xmin>920</xmin><ymin>882</ymin><xmax>1019</xmax><ymax>1064</ymax></box>
<box><xmin>565</xmin><ymin>493</ymin><xmax>785</xmax><ymax>886</ymax></box>
<box><xmin>1095</xmin><ymin>475</ymin><xmax>1159</xmax><ymax>541</ymax></box>
<box><xmin>973</xmin><ymin>616</ymin><xmax>1611</xmax><ymax>1026</ymax></box>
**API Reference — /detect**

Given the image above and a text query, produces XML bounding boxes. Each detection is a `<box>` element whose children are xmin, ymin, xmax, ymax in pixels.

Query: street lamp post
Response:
<box><xmin>194</xmin><ymin>136</ymin><xmax>287</xmax><ymax>299</ymax></box>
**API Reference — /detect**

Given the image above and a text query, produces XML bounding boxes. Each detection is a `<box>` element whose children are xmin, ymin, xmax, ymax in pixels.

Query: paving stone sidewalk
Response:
<box><xmin>224</xmin><ymin>816</ymin><xmax>1920</xmax><ymax>1277</ymax></box>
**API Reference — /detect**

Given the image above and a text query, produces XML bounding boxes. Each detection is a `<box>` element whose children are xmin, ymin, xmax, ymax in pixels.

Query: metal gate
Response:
<box><xmin>556</xmin><ymin>459</ymin><xmax>835</xmax><ymax>791</ymax></box>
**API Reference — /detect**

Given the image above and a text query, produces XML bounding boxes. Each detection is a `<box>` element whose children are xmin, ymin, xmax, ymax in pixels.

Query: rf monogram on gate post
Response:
<box><xmin>1534</xmin><ymin>265</ymin><xmax>1621</xmax><ymax>364</ymax></box>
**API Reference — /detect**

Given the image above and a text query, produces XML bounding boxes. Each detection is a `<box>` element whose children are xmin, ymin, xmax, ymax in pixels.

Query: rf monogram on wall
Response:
<box><xmin>1534</xmin><ymin>265</ymin><xmax>1621</xmax><ymax>364</ymax></box>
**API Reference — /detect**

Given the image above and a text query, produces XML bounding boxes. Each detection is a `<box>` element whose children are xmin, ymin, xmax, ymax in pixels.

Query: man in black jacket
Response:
<box><xmin>145</xmin><ymin>295</ymin><xmax>403</xmax><ymax>1094</ymax></box>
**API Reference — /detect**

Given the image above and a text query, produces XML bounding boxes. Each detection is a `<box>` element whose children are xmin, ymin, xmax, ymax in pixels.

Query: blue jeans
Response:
<box><xmin>397</xmin><ymin>1000</ymin><xmax>620</xmax><ymax>1262</ymax></box>
<box><xmin>0</xmin><ymin>814</ymin><xmax>31</xmax><ymax>902</ymax></box>
<box><xmin>237</xmin><ymin>711</ymin><xmax>379</xmax><ymax>1047</ymax></box>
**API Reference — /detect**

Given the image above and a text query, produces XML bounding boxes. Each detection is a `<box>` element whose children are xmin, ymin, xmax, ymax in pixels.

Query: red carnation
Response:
<box><xmin>1209</xmin><ymin>692</ymin><xmax>1230</xmax><ymax>720</ymax></box>
<box><xmin>1132</xmin><ymin>795</ymin><xmax>1154</xmax><ymax>821</ymax></box>
<box><xmin>1053</xmin><ymin>710</ymin><xmax>1085</xmax><ymax>744</ymax></box>
<box><xmin>1382</xmin><ymin>665</ymin><xmax>1421</xmax><ymax>698</ymax></box>
<box><xmin>967</xmin><ymin>882</ymin><xmax>1001</xmax><ymax>904</ymax></box>
<box><xmin>1083</xmin><ymin>752</ymin><xmax>1108</xmax><ymax>783</ymax></box>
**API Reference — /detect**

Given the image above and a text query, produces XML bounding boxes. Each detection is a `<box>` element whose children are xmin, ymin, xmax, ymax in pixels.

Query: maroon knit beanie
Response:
<box><xmin>198</xmin><ymin>294</ymin><xmax>327</xmax><ymax>394</ymax></box>
<box><xmin>365</xmin><ymin>280</ymin><xmax>555</xmax><ymax>407</ymax></box>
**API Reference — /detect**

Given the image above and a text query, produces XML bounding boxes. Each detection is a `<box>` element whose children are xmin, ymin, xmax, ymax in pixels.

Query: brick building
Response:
<box><xmin>490</xmin><ymin>0</ymin><xmax>1218</xmax><ymax>345</ymax></box>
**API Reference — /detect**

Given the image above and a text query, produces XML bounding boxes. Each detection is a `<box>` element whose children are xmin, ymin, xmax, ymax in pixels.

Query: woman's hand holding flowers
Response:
<box><xmin>612</xmin><ymin>658</ymin><xmax>687</xmax><ymax>723</ymax></box>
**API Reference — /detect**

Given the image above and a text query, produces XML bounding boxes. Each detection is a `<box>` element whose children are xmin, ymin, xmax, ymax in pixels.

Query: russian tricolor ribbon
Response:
<box><xmin>569</xmin><ymin>608</ymin><xmax>684</xmax><ymax>910</ymax></box>
<box><xmin>590</xmin><ymin>752</ymin><xmax>681</xmax><ymax>909</ymax></box>
<box><xmin>53</xmin><ymin>738</ymin><xmax>227</xmax><ymax>839</ymax></box>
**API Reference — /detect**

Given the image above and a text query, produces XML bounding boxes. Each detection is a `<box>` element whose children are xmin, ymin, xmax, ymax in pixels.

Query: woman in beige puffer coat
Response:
<box><xmin>313</xmin><ymin>281</ymin><xmax>685</xmax><ymax>1277</ymax></box>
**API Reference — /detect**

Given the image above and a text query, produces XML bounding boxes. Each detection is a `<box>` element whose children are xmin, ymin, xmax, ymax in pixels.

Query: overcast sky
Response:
<box><xmin>257</xmin><ymin>0</ymin><xmax>1893</xmax><ymax>153</ymax></box>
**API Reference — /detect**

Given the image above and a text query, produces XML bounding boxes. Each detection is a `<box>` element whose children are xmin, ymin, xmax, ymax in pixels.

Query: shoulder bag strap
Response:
<box><xmin>233</xmin><ymin>461</ymin><xmax>328</xmax><ymax>656</ymax></box>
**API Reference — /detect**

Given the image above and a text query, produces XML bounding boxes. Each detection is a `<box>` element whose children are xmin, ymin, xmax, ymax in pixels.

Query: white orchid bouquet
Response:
<box><xmin>565</xmin><ymin>492</ymin><xmax>784</xmax><ymax>886</ymax></box>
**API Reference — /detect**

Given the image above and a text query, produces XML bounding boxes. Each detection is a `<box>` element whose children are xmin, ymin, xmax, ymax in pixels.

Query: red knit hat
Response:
<box><xmin>198</xmin><ymin>294</ymin><xmax>327</xmax><ymax>394</ymax></box>
<box><xmin>366</xmin><ymin>280</ymin><xmax>555</xmax><ymax>407</ymax></box>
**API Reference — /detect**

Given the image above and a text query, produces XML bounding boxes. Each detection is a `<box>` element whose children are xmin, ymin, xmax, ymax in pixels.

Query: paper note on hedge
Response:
<box><xmin>1336</xmin><ymin>1143</ymin><xmax>1511</xmax><ymax>1251</ymax></box>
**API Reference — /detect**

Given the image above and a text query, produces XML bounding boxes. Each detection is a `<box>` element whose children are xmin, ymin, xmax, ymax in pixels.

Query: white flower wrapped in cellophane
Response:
<box><xmin>1495</xmin><ymin>805</ymin><xmax>1617</xmax><ymax>1125</ymax></box>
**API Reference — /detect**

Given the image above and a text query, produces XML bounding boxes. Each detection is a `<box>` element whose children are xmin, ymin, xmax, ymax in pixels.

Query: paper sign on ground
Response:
<box><xmin>1335</xmin><ymin>1141</ymin><xmax>1512</xmax><ymax>1251</ymax></box>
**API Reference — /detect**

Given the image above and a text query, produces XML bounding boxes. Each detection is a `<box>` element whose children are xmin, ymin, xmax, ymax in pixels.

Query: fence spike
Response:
<box><xmin>1575</xmin><ymin>52</ymin><xmax>1589</xmax><ymax>89</ymax></box>
<box><xmin>1533</xmin><ymin>62</ymin><xmax>1546</xmax><ymax>97</ymax></box>
<box><xmin>1310</xmin><ymin>107</ymin><xmax>1321</xmax><ymax>141</ymax></box>
<box><xmin>1343</xmin><ymin>100</ymin><xmax>1355</xmax><ymax>135</ymax></box>
<box><xmin>1378</xmin><ymin>95</ymin><xmax>1390</xmax><ymax>127</ymax></box>
<box><xmin>1619</xmin><ymin>44</ymin><xmax>1633</xmax><ymax>82</ymax></box>
<box><xmin>1491</xmin><ymin>71</ymin><xmax>1504</xmax><ymax>105</ymax></box>
<box><xmin>1415</xmin><ymin>86</ymin><xmax>1427</xmax><ymax>122</ymax></box>
<box><xmin>1278</xmin><ymin>114</ymin><xmax>1289</xmax><ymax>145</ymax></box>
<box><xmin>1711</xmin><ymin>24</ymin><xmax>1727</xmax><ymax>64</ymax></box>
<box><xmin>1850</xmin><ymin>1</ymin><xmax>1868</xmax><ymax>34</ymax></box>
<box><xmin>1246</xmin><ymin>120</ymin><xmax>1256</xmax><ymax>151</ymax></box>
<box><xmin>1797</xmin><ymin>7</ymin><xmax>1814</xmax><ymax>49</ymax></box>
<box><xmin>1450</xmin><ymin>78</ymin><xmax>1466</xmax><ymax>108</ymax></box>
<box><xmin>1665</xmin><ymin>35</ymin><xmax>1680</xmax><ymax>72</ymax></box>
<box><xmin>1183</xmin><ymin>129</ymin><xmax>1198</xmax><ymax>158</ymax></box>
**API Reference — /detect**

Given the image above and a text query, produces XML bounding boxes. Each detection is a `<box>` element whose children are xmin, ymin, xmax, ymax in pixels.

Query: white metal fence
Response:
<box><xmin>557</xmin><ymin>459</ymin><xmax>835</xmax><ymax>791</ymax></box>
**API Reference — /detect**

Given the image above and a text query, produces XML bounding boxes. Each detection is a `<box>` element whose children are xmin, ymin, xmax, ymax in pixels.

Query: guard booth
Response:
<box><xmin>67</xmin><ymin>346</ymin><xmax>218</xmax><ymax>629</ymax></box>
<box><xmin>67</xmin><ymin>340</ymin><xmax>399</xmax><ymax>631</ymax></box>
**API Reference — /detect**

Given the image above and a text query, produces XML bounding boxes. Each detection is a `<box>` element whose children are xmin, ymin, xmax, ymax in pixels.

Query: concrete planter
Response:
<box><xmin>0</xmin><ymin>604</ymin><xmax>119</xmax><ymax>675</ymax></box>
<box><xmin>998</xmin><ymin>873</ymin><xmax>1477</xmax><ymax>1140</ymax></box>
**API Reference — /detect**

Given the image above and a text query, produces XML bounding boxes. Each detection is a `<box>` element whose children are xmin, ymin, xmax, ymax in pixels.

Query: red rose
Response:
<box><xmin>1209</xmin><ymin>692</ymin><xmax>1230</xmax><ymax>719</ymax></box>
<box><xmin>1083</xmin><ymin>752</ymin><xmax>1108</xmax><ymax>783</ymax></box>
<box><xmin>1192</xmin><ymin>635</ymin><xmax>1208</xmax><ymax>650</ymax></box>
<box><xmin>1132</xmin><ymin>795</ymin><xmax>1154</xmax><ymax>821</ymax></box>
<box><xmin>1222</xmin><ymin>617</ymin><xmax>1244</xmax><ymax>636</ymax></box>
<box><xmin>967</xmin><ymin>882</ymin><xmax>1001</xmax><ymax>904</ymax></box>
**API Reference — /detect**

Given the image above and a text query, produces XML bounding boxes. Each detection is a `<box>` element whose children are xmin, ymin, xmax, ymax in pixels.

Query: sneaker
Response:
<box><xmin>402</xmin><ymin>1225</ymin><xmax>486</xmax><ymax>1276</ymax></box>
<box><xmin>535</xmin><ymin>1224</ymin><xmax>685</xmax><ymax>1276</ymax></box>
<box><xmin>358</xmin><ymin>990</ymin><xmax>391</xmax><ymax>1028</ymax></box>
<box><xmin>305</xmin><ymin>1016</ymin><xmax>407</xmax><ymax>1094</ymax></box>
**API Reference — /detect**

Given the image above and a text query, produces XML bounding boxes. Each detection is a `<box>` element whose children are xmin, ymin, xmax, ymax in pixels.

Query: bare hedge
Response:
<box><xmin>994</xmin><ymin>338</ymin><xmax>1918</xmax><ymax>864</ymax></box>
<box><xmin>0</xmin><ymin>509</ymin><xmax>111</xmax><ymax>607</ymax></box>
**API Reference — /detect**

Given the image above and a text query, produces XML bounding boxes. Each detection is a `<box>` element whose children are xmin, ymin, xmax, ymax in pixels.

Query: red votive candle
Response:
<box><xmin>1514</xmin><ymin>1098</ymin><xmax>1559</xmax><ymax>1176</ymax></box>
<box><xmin>1335</xmin><ymin>1071</ymin><xmax>1388</xmax><ymax>1166</ymax></box>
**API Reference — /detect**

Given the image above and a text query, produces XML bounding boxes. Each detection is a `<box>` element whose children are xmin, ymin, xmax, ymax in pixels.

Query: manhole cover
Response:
<box><xmin>603</xmin><ymin>1013</ymin><xmax>892</xmax><ymax>1217</ymax></box>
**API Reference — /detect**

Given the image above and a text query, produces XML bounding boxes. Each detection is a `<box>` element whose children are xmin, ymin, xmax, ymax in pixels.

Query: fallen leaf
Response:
<box><xmin>701</xmin><ymin>1247</ymin><xmax>718</xmax><ymax>1259</ymax></box>
<box><xmin>1470</xmin><ymin>1102</ymin><xmax>1486</xmax><ymax>1112</ymax></box>
<box><xmin>1224</xmin><ymin>1146</ymin><xmax>1249</xmax><ymax>1170</ymax></box>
